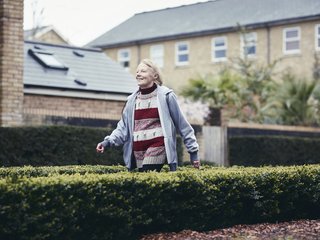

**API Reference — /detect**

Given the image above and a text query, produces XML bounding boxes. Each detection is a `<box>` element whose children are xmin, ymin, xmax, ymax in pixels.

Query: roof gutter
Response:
<box><xmin>24</xmin><ymin>85</ymin><xmax>130</xmax><ymax>101</ymax></box>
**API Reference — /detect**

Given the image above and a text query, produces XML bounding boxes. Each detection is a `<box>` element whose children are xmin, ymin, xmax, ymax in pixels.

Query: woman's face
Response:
<box><xmin>136</xmin><ymin>63</ymin><xmax>156</xmax><ymax>89</ymax></box>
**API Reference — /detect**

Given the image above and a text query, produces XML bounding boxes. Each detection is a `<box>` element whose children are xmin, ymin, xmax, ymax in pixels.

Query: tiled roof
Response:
<box><xmin>87</xmin><ymin>0</ymin><xmax>320</xmax><ymax>48</ymax></box>
<box><xmin>24</xmin><ymin>41</ymin><xmax>136</xmax><ymax>95</ymax></box>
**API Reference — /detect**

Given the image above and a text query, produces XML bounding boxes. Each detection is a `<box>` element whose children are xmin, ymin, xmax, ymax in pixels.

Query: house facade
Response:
<box><xmin>0</xmin><ymin>0</ymin><xmax>136</xmax><ymax>128</ymax></box>
<box><xmin>87</xmin><ymin>0</ymin><xmax>320</xmax><ymax>92</ymax></box>
<box><xmin>23</xmin><ymin>40</ymin><xmax>136</xmax><ymax>126</ymax></box>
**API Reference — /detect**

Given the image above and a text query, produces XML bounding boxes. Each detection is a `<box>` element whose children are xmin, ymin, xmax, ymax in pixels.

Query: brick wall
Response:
<box><xmin>23</xmin><ymin>94</ymin><xmax>126</xmax><ymax>126</ymax></box>
<box><xmin>0</xmin><ymin>0</ymin><xmax>24</xmax><ymax>126</ymax></box>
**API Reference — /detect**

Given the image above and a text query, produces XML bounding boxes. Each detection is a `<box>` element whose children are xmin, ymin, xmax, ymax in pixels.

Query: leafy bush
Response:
<box><xmin>0</xmin><ymin>165</ymin><xmax>319</xmax><ymax>239</ymax></box>
<box><xmin>0</xmin><ymin>125</ymin><xmax>123</xmax><ymax>166</ymax></box>
<box><xmin>0</xmin><ymin>165</ymin><xmax>127</xmax><ymax>178</ymax></box>
<box><xmin>229</xmin><ymin>136</ymin><xmax>320</xmax><ymax>166</ymax></box>
<box><xmin>0</xmin><ymin>126</ymin><xmax>183</xmax><ymax>167</ymax></box>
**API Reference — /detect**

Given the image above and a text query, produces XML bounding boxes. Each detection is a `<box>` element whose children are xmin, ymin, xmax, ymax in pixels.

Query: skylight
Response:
<box><xmin>74</xmin><ymin>79</ymin><xmax>87</xmax><ymax>86</ymax></box>
<box><xmin>28</xmin><ymin>49</ymin><xmax>68</xmax><ymax>70</ymax></box>
<box><xmin>73</xmin><ymin>50</ymin><xmax>85</xmax><ymax>57</ymax></box>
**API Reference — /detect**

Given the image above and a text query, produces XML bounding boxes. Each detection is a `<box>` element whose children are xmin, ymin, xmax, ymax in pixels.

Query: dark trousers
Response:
<box><xmin>136</xmin><ymin>163</ymin><xmax>177</xmax><ymax>172</ymax></box>
<box><xmin>130</xmin><ymin>155</ymin><xmax>177</xmax><ymax>172</ymax></box>
<box><xmin>138</xmin><ymin>164</ymin><xmax>163</xmax><ymax>172</ymax></box>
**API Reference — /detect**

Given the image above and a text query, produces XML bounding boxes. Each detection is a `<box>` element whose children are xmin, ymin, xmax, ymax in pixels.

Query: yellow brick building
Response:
<box><xmin>88</xmin><ymin>0</ymin><xmax>320</xmax><ymax>92</ymax></box>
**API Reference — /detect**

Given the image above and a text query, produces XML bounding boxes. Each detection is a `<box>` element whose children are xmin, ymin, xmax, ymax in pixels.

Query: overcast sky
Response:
<box><xmin>24</xmin><ymin>0</ymin><xmax>209</xmax><ymax>47</ymax></box>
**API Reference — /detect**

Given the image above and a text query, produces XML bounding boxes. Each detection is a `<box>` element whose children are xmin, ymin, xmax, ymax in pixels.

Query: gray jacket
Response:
<box><xmin>100</xmin><ymin>85</ymin><xmax>199</xmax><ymax>169</ymax></box>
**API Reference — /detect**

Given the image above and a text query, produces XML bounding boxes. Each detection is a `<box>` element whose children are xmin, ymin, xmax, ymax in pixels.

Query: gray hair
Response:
<box><xmin>139</xmin><ymin>58</ymin><xmax>163</xmax><ymax>86</ymax></box>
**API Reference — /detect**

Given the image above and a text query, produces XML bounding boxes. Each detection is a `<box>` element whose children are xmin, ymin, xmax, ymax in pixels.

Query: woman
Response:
<box><xmin>96</xmin><ymin>59</ymin><xmax>200</xmax><ymax>172</ymax></box>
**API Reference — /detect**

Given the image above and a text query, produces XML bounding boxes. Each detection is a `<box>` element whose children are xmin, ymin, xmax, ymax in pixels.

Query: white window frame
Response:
<box><xmin>316</xmin><ymin>24</ymin><xmax>320</xmax><ymax>51</ymax></box>
<box><xmin>150</xmin><ymin>44</ymin><xmax>164</xmax><ymax>68</ymax></box>
<box><xmin>28</xmin><ymin>49</ymin><xmax>68</xmax><ymax>70</ymax></box>
<box><xmin>283</xmin><ymin>27</ymin><xmax>301</xmax><ymax>55</ymax></box>
<box><xmin>212</xmin><ymin>36</ymin><xmax>227</xmax><ymax>62</ymax></box>
<box><xmin>240</xmin><ymin>32</ymin><xmax>257</xmax><ymax>58</ymax></box>
<box><xmin>175</xmin><ymin>41</ymin><xmax>189</xmax><ymax>66</ymax></box>
<box><xmin>117</xmin><ymin>49</ymin><xmax>130</xmax><ymax>71</ymax></box>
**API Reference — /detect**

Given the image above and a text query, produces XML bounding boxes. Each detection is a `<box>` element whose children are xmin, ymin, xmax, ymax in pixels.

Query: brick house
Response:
<box><xmin>87</xmin><ymin>0</ymin><xmax>320</xmax><ymax>92</ymax></box>
<box><xmin>0</xmin><ymin>0</ymin><xmax>136</xmax><ymax>127</ymax></box>
<box><xmin>23</xmin><ymin>40</ymin><xmax>136</xmax><ymax>126</ymax></box>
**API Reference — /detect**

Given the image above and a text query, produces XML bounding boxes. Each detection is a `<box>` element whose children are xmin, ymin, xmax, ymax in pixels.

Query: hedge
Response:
<box><xmin>0</xmin><ymin>126</ymin><xmax>183</xmax><ymax>167</ymax></box>
<box><xmin>0</xmin><ymin>164</ymin><xmax>208</xmax><ymax>179</ymax></box>
<box><xmin>0</xmin><ymin>165</ymin><xmax>128</xmax><ymax>178</ymax></box>
<box><xmin>0</xmin><ymin>126</ymin><xmax>122</xmax><ymax>166</ymax></box>
<box><xmin>229</xmin><ymin>135</ymin><xmax>320</xmax><ymax>166</ymax></box>
<box><xmin>0</xmin><ymin>165</ymin><xmax>319</xmax><ymax>239</ymax></box>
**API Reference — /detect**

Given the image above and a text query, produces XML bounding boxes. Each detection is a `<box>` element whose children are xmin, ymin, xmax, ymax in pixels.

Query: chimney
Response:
<box><xmin>0</xmin><ymin>0</ymin><xmax>24</xmax><ymax>126</ymax></box>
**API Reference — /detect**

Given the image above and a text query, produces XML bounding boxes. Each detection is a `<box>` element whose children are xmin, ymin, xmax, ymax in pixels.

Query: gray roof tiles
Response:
<box><xmin>24</xmin><ymin>41</ymin><xmax>137</xmax><ymax>94</ymax></box>
<box><xmin>87</xmin><ymin>0</ymin><xmax>320</xmax><ymax>48</ymax></box>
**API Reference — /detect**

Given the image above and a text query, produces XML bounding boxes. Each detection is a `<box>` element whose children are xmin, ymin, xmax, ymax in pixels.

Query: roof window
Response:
<box><xmin>28</xmin><ymin>49</ymin><xmax>68</xmax><ymax>70</ymax></box>
<box><xmin>34</xmin><ymin>45</ymin><xmax>44</xmax><ymax>50</ymax></box>
<box><xmin>73</xmin><ymin>50</ymin><xmax>85</xmax><ymax>57</ymax></box>
<box><xmin>74</xmin><ymin>79</ymin><xmax>87</xmax><ymax>86</ymax></box>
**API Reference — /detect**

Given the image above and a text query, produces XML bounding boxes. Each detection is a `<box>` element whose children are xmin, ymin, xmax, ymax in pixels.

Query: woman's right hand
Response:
<box><xmin>96</xmin><ymin>143</ymin><xmax>105</xmax><ymax>153</ymax></box>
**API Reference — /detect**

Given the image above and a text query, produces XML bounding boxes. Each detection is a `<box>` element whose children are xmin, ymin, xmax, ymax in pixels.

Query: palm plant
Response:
<box><xmin>267</xmin><ymin>73</ymin><xmax>320</xmax><ymax>126</ymax></box>
<box><xmin>230</xmin><ymin>58</ymin><xmax>278</xmax><ymax>123</ymax></box>
<box><xmin>181</xmin><ymin>69</ymin><xmax>240</xmax><ymax>125</ymax></box>
<box><xmin>181</xmin><ymin>58</ymin><xmax>279</xmax><ymax>124</ymax></box>
<box><xmin>182</xmin><ymin>70</ymin><xmax>240</xmax><ymax>106</ymax></box>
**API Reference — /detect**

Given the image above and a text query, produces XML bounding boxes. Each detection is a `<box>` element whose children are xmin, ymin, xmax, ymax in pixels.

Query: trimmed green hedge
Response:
<box><xmin>0</xmin><ymin>126</ymin><xmax>123</xmax><ymax>166</ymax></box>
<box><xmin>0</xmin><ymin>165</ymin><xmax>319</xmax><ymax>239</ymax></box>
<box><xmin>229</xmin><ymin>136</ymin><xmax>320</xmax><ymax>166</ymax></box>
<box><xmin>0</xmin><ymin>165</ymin><xmax>127</xmax><ymax>178</ymax></box>
<box><xmin>0</xmin><ymin>126</ymin><xmax>183</xmax><ymax>167</ymax></box>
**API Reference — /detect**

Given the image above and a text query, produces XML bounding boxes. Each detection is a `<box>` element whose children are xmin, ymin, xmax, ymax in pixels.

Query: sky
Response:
<box><xmin>24</xmin><ymin>0</ymin><xmax>209</xmax><ymax>47</ymax></box>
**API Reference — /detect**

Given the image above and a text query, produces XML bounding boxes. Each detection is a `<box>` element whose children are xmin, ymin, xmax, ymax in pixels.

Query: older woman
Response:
<box><xmin>96</xmin><ymin>59</ymin><xmax>200</xmax><ymax>172</ymax></box>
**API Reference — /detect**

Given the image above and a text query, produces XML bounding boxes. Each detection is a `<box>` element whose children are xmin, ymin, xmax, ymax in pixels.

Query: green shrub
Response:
<box><xmin>0</xmin><ymin>165</ymin><xmax>319</xmax><ymax>239</ymax></box>
<box><xmin>0</xmin><ymin>165</ymin><xmax>127</xmax><ymax>178</ymax></box>
<box><xmin>0</xmin><ymin>125</ymin><xmax>123</xmax><ymax>166</ymax></box>
<box><xmin>0</xmin><ymin>126</ymin><xmax>183</xmax><ymax>167</ymax></box>
<box><xmin>229</xmin><ymin>136</ymin><xmax>320</xmax><ymax>166</ymax></box>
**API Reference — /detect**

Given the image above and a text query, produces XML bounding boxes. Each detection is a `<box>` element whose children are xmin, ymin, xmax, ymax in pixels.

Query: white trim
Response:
<box><xmin>175</xmin><ymin>41</ymin><xmax>189</xmax><ymax>66</ymax></box>
<box><xmin>316</xmin><ymin>24</ymin><xmax>320</xmax><ymax>51</ymax></box>
<box><xmin>24</xmin><ymin>88</ymin><xmax>129</xmax><ymax>101</ymax></box>
<box><xmin>283</xmin><ymin>27</ymin><xmax>301</xmax><ymax>55</ymax></box>
<box><xmin>212</xmin><ymin>36</ymin><xmax>227</xmax><ymax>62</ymax></box>
<box><xmin>117</xmin><ymin>48</ymin><xmax>131</xmax><ymax>71</ymax></box>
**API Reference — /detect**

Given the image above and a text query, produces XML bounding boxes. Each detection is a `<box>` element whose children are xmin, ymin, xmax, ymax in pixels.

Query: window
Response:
<box><xmin>175</xmin><ymin>42</ymin><xmax>189</xmax><ymax>66</ymax></box>
<box><xmin>73</xmin><ymin>50</ymin><xmax>85</xmax><ymax>57</ymax></box>
<box><xmin>316</xmin><ymin>24</ymin><xmax>320</xmax><ymax>51</ymax></box>
<box><xmin>212</xmin><ymin>37</ymin><xmax>227</xmax><ymax>62</ymax></box>
<box><xmin>150</xmin><ymin>44</ymin><xmax>164</xmax><ymax>68</ymax></box>
<box><xmin>118</xmin><ymin>49</ymin><xmax>130</xmax><ymax>71</ymax></box>
<box><xmin>28</xmin><ymin>49</ymin><xmax>68</xmax><ymax>70</ymax></box>
<box><xmin>241</xmin><ymin>32</ymin><xmax>257</xmax><ymax>58</ymax></box>
<box><xmin>283</xmin><ymin>27</ymin><xmax>300</xmax><ymax>54</ymax></box>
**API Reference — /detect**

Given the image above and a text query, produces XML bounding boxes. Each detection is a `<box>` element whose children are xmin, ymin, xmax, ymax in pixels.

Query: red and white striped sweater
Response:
<box><xmin>133</xmin><ymin>84</ymin><xmax>166</xmax><ymax>168</ymax></box>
